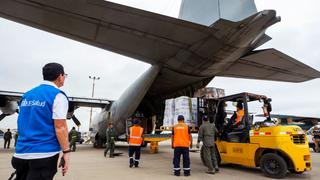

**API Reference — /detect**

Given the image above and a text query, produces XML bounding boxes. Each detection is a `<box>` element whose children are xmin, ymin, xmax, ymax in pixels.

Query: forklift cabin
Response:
<box><xmin>214</xmin><ymin>93</ymin><xmax>272</xmax><ymax>143</ymax></box>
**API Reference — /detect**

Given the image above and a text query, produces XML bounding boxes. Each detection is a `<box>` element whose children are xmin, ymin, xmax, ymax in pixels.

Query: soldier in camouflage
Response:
<box><xmin>69</xmin><ymin>127</ymin><xmax>78</xmax><ymax>152</ymax></box>
<box><xmin>104</xmin><ymin>122</ymin><xmax>116</xmax><ymax>158</ymax></box>
<box><xmin>197</xmin><ymin>115</ymin><xmax>219</xmax><ymax>174</ymax></box>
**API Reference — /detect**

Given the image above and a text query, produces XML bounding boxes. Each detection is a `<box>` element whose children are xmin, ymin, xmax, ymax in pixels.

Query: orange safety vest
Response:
<box><xmin>129</xmin><ymin>126</ymin><xmax>144</xmax><ymax>146</ymax></box>
<box><xmin>235</xmin><ymin>109</ymin><xmax>245</xmax><ymax>125</ymax></box>
<box><xmin>173</xmin><ymin>123</ymin><xmax>190</xmax><ymax>148</ymax></box>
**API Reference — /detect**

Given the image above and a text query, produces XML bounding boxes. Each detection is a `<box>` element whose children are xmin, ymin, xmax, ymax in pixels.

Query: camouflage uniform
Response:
<box><xmin>198</xmin><ymin>121</ymin><xmax>219</xmax><ymax>173</ymax></box>
<box><xmin>104</xmin><ymin>127</ymin><xmax>116</xmax><ymax>157</ymax></box>
<box><xmin>69</xmin><ymin>129</ymin><xmax>78</xmax><ymax>152</ymax></box>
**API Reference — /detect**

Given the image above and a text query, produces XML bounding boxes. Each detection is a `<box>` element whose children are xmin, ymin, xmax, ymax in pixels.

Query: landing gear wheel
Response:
<box><xmin>260</xmin><ymin>153</ymin><xmax>288</xmax><ymax>179</ymax></box>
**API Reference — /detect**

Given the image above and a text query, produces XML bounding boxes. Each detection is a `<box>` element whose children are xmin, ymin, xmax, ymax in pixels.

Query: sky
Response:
<box><xmin>0</xmin><ymin>0</ymin><xmax>319</xmax><ymax>131</ymax></box>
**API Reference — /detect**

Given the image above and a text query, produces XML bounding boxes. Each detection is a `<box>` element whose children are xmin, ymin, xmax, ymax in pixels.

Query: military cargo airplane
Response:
<box><xmin>0</xmin><ymin>0</ymin><xmax>320</xmax><ymax>144</ymax></box>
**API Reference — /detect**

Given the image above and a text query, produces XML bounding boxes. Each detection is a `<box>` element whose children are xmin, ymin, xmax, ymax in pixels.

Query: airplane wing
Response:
<box><xmin>0</xmin><ymin>0</ymin><xmax>211</xmax><ymax>65</ymax></box>
<box><xmin>0</xmin><ymin>91</ymin><xmax>112</xmax><ymax>108</ymax></box>
<box><xmin>257</xmin><ymin>113</ymin><xmax>320</xmax><ymax>122</ymax></box>
<box><xmin>217</xmin><ymin>49</ymin><xmax>320</xmax><ymax>82</ymax></box>
<box><xmin>0</xmin><ymin>90</ymin><xmax>112</xmax><ymax>124</ymax></box>
<box><xmin>0</xmin><ymin>0</ymin><xmax>319</xmax><ymax>99</ymax></box>
<box><xmin>67</xmin><ymin>97</ymin><xmax>111</xmax><ymax>109</ymax></box>
<box><xmin>0</xmin><ymin>91</ymin><xmax>22</xmax><ymax>102</ymax></box>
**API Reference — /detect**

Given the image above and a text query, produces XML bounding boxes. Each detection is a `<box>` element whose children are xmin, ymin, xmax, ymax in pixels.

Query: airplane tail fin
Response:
<box><xmin>178</xmin><ymin>0</ymin><xmax>257</xmax><ymax>26</ymax></box>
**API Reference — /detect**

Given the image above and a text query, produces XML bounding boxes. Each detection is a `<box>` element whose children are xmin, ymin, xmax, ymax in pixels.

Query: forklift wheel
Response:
<box><xmin>260</xmin><ymin>153</ymin><xmax>288</xmax><ymax>179</ymax></box>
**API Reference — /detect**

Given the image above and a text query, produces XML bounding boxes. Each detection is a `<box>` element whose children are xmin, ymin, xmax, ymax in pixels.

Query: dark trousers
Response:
<box><xmin>128</xmin><ymin>146</ymin><xmax>141</xmax><ymax>166</ymax></box>
<box><xmin>173</xmin><ymin>147</ymin><xmax>190</xmax><ymax>175</ymax></box>
<box><xmin>11</xmin><ymin>154</ymin><xmax>59</xmax><ymax>180</ymax></box>
<box><xmin>105</xmin><ymin>143</ymin><xmax>115</xmax><ymax>157</ymax></box>
<box><xmin>4</xmin><ymin>139</ymin><xmax>11</xmax><ymax>148</ymax></box>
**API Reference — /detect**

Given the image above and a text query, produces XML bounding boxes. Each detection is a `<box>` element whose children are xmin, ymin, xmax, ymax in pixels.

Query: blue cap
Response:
<box><xmin>177</xmin><ymin>115</ymin><xmax>184</xmax><ymax>121</ymax></box>
<box><xmin>133</xmin><ymin>119</ymin><xmax>140</xmax><ymax>125</ymax></box>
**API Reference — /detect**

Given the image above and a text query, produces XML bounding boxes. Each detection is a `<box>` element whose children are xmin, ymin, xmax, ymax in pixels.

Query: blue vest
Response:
<box><xmin>16</xmin><ymin>84</ymin><xmax>68</xmax><ymax>154</ymax></box>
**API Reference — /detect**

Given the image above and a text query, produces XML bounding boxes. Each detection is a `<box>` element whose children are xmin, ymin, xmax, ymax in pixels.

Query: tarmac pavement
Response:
<box><xmin>0</xmin><ymin>139</ymin><xmax>319</xmax><ymax>180</ymax></box>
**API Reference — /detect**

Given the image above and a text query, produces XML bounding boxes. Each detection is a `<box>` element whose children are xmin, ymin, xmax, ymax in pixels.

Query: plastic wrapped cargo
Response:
<box><xmin>174</xmin><ymin>96</ymin><xmax>191</xmax><ymax>125</ymax></box>
<box><xmin>162</xmin><ymin>96</ymin><xmax>198</xmax><ymax>127</ymax></box>
<box><xmin>163</xmin><ymin>98</ymin><xmax>175</xmax><ymax>127</ymax></box>
<box><xmin>191</xmin><ymin>98</ymin><xmax>198</xmax><ymax>127</ymax></box>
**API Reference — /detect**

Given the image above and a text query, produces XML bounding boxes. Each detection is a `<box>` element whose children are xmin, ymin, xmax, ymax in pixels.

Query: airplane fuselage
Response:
<box><xmin>91</xmin><ymin>10</ymin><xmax>281</xmax><ymax>140</ymax></box>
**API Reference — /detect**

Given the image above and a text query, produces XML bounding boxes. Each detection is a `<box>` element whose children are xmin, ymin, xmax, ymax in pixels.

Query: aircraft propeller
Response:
<box><xmin>71</xmin><ymin>115</ymin><xmax>81</xmax><ymax>127</ymax></box>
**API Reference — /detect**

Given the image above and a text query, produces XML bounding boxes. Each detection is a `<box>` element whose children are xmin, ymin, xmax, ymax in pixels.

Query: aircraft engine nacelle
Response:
<box><xmin>0</xmin><ymin>100</ymin><xmax>18</xmax><ymax>115</ymax></box>
<box><xmin>0</xmin><ymin>99</ymin><xmax>18</xmax><ymax>121</ymax></box>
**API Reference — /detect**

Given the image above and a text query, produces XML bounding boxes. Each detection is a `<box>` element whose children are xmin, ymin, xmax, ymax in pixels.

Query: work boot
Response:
<box><xmin>215</xmin><ymin>168</ymin><xmax>220</xmax><ymax>173</ymax></box>
<box><xmin>104</xmin><ymin>152</ymin><xmax>106</xmax><ymax>157</ymax></box>
<box><xmin>135</xmin><ymin>164</ymin><xmax>139</xmax><ymax>168</ymax></box>
<box><xmin>184</xmin><ymin>171</ymin><xmax>190</xmax><ymax>176</ymax></box>
<box><xmin>129</xmin><ymin>164</ymin><xmax>133</xmax><ymax>168</ymax></box>
<box><xmin>206</xmin><ymin>170</ymin><xmax>215</xmax><ymax>175</ymax></box>
<box><xmin>174</xmin><ymin>171</ymin><xmax>180</xmax><ymax>176</ymax></box>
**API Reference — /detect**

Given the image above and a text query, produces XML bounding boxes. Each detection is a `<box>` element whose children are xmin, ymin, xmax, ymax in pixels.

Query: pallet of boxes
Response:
<box><xmin>162</xmin><ymin>87</ymin><xmax>225</xmax><ymax>131</ymax></box>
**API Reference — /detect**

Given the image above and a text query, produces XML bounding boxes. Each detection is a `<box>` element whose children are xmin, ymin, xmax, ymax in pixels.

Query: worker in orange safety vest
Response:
<box><xmin>127</xmin><ymin>119</ymin><xmax>144</xmax><ymax>168</ymax></box>
<box><xmin>232</xmin><ymin>102</ymin><xmax>244</xmax><ymax>126</ymax></box>
<box><xmin>172</xmin><ymin>115</ymin><xmax>193</xmax><ymax>176</ymax></box>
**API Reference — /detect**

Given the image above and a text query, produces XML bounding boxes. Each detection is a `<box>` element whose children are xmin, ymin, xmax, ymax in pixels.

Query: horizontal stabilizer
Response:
<box><xmin>217</xmin><ymin>49</ymin><xmax>320</xmax><ymax>82</ymax></box>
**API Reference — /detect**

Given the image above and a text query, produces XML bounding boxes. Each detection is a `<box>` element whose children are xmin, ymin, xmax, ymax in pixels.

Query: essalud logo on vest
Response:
<box><xmin>21</xmin><ymin>99</ymin><xmax>46</xmax><ymax>107</ymax></box>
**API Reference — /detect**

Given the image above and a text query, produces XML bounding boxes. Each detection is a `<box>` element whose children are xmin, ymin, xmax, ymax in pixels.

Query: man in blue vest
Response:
<box><xmin>11</xmin><ymin>63</ymin><xmax>71</xmax><ymax>180</ymax></box>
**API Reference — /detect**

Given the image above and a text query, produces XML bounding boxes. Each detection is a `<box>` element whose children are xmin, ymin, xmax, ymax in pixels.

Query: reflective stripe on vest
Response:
<box><xmin>235</xmin><ymin>109</ymin><xmax>244</xmax><ymax>125</ymax></box>
<box><xmin>173</xmin><ymin>123</ymin><xmax>190</xmax><ymax>148</ymax></box>
<box><xmin>129</xmin><ymin>126</ymin><xmax>143</xmax><ymax>146</ymax></box>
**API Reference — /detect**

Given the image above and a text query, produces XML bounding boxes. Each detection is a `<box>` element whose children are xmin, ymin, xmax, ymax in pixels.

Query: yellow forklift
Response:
<box><xmin>200</xmin><ymin>92</ymin><xmax>311</xmax><ymax>178</ymax></box>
